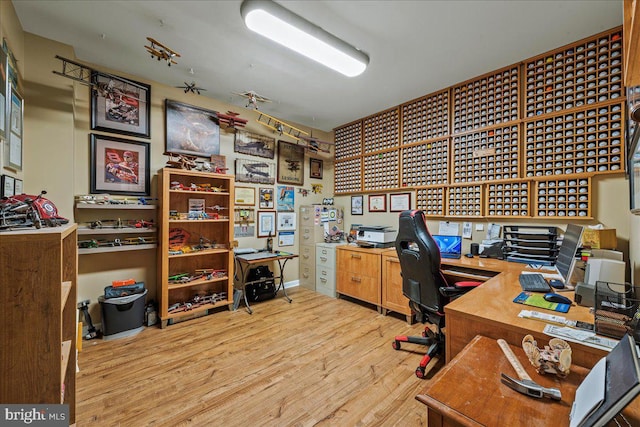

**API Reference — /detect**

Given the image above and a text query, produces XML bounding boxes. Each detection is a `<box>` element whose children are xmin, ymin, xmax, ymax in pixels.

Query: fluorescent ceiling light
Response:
<box><xmin>241</xmin><ymin>0</ymin><xmax>369</xmax><ymax>77</ymax></box>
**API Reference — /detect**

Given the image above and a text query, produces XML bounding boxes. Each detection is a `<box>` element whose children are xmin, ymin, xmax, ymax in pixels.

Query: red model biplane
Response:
<box><xmin>217</xmin><ymin>111</ymin><xmax>248</xmax><ymax>130</ymax></box>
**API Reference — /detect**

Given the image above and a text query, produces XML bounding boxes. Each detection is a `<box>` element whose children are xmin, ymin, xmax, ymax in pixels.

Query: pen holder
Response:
<box><xmin>594</xmin><ymin>281</ymin><xmax>640</xmax><ymax>340</ymax></box>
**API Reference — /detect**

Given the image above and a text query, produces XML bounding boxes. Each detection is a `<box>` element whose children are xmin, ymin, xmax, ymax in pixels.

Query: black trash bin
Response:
<box><xmin>99</xmin><ymin>289</ymin><xmax>147</xmax><ymax>340</ymax></box>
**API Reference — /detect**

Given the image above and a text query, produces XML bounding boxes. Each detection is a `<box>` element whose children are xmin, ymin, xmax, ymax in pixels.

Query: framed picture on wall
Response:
<box><xmin>390</xmin><ymin>193</ymin><xmax>411</xmax><ymax>212</ymax></box>
<box><xmin>351</xmin><ymin>195</ymin><xmax>363</xmax><ymax>215</ymax></box>
<box><xmin>277</xmin><ymin>140</ymin><xmax>304</xmax><ymax>185</ymax></box>
<box><xmin>0</xmin><ymin>47</ymin><xmax>7</xmax><ymax>140</ymax></box>
<box><xmin>259</xmin><ymin>187</ymin><xmax>274</xmax><ymax>209</ymax></box>
<box><xmin>234</xmin><ymin>186</ymin><xmax>255</xmax><ymax>206</ymax></box>
<box><xmin>1</xmin><ymin>174</ymin><xmax>14</xmax><ymax>198</ymax></box>
<box><xmin>368</xmin><ymin>194</ymin><xmax>386</xmax><ymax>212</ymax></box>
<box><xmin>234</xmin><ymin>129</ymin><xmax>275</xmax><ymax>159</ymax></box>
<box><xmin>90</xmin><ymin>71</ymin><xmax>151</xmax><ymax>138</ymax></box>
<box><xmin>90</xmin><ymin>133</ymin><xmax>150</xmax><ymax>195</ymax></box>
<box><xmin>310</xmin><ymin>158</ymin><xmax>323</xmax><ymax>179</ymax></box>
<box><xmin>6</xmin><ymin>85</ymin><xmax>22</xmax><ymax>171</ymax></box>
<box><xmin>257</xmin><ymin>211</ymin><xmax>276</xmax><ymax>238</ymax></box>
<box><xmin>165</xmin><ymin>99</ymin><xmax>220</xmax><ymax>157</ymax></box>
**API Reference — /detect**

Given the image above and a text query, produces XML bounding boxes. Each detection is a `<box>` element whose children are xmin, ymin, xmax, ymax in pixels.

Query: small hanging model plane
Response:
<box><xmin>299</xmin><ymin>134</ymin><xmax>334</xmax><ymax>155</ymax></box>
<box><xmin>216</xmin><ymin>111</ymin><xmax>248</xmax><ymax>130</ymax></box>
<box><xmin>53</xmin><ymin>56</ymin><xmax>146</xmax><ymax>104</ymax></box>
<box><xmin>178</xmin><ymin>82</ymin><xmax>206</xmax><ymax>95</ymax></box>
<box><xmin>257</xmin><ymin>111</ymin><xmax>309</xmax><ymax>140</ymax></box>
<box><xmin>145</xmin><ymin>37</ymin><xmax>181</xmax><ymax>66</ymax></box>
<box><xmin>233</xmin><ymin>90</ymin><xmax>271</xmax><ymax>110</ymax></box>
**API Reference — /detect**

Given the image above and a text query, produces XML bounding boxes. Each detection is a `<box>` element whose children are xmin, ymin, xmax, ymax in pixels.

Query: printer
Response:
<box><xmin>574</xmin><ymin>250</ymin><xmax>626</xmax><ymax>307</ymax></box>
<box><xmin>357</xmin><ymin>226</ymin><xmax>397</xmax><ymax>248</ymax></box>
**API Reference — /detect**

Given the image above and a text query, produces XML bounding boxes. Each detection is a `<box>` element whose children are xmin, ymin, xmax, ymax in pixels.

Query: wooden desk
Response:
<box><xmin>234</xmin><ymin>251</ymin><xmax>298</xmax><ymax>314</ymax></box>
<box><xmin>416</xmin><ymin>335</ymin><xmax>640</xmax><ymax>427</ymax></box>
<box><xmin>438</xmin><ymin>257</ymin><xmax>604</xmax><ymax>368</ymax></box>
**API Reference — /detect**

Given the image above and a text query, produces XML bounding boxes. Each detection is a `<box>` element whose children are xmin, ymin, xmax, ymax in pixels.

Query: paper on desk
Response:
<box><xmin>544</xmin><ymin>325</ymin><xmax>617</xmax><ymax>351</ymax></box>
<box><xmin>439</xmin><ymin>221</ymin><xmax>459</xmax><ymax>235</ymax></box>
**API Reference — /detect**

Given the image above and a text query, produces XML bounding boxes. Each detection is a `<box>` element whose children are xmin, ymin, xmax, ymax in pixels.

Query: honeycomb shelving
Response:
<box><xmin>363</xmin><ymin>108</ymin><xmax>400</xmax><ymax>154</ymax></box>
<box><xmin>451</xmin><ymin>124</ymin><xmax>520</xmax><ymax>184</ymax></box>
<box><xmin>401</xmin><ymin>90</ymin><xmax>450</xmax><ymax>144</ymax></box>
<box><xmin>334</xmin><ymin>158</ymin><xmax>362</xmax><ymax>194</ymax></box>
<box><xmin>523</xmin><ymin>102</ymin><xmax>624</xmax><ymax>178</ymax></box>
<box><xmin>334</xmin><ymin>120</ymin><xmax>362</xmax><ymax>160</ymax></box>
<box><xmin>485</xmin><ymin>181</ymin><xmax>531</xmax><ymax>218</ymax></box>
<box><xmin>416</xmin><ymin>187</ymin><xmax>446</xmax><ymax>217</ymax></box>
<box><xmin>524</xmin><ymin>28</ymin><xmax>624</xmax><ymax>118</ymax></box>
<box><xmin>534</xmin><ymin>177</ymin><xmax>592</xmax><ymax>219</ymax></box>
<box><xmin>363</xmin><ymin>150</ymin><xmax>399</xmax><ymax>190</ymax></box>
<box><xmin>401</xmin><ymin>139</ymin><xmax>449</xmax><ymax>187</ymax></box>
<box><xmin>446</xmin><ymin>185</ymin><xmax>484</xmax><ymax>217</ymax></box>
<box><xmin>452</xmin><ymin>66</ymin><xmax>520</xmax><ymax>134</ymax></box>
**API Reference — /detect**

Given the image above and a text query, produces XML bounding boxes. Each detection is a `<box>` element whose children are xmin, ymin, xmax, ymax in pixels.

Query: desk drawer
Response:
<box><xmin>299</xmin><ymin>263</ymin><xmax>315</xmax><ymax>290</ymax></box>
<box><xmin>337</xmin><ymin>270</ymin><xmax>380</xmax><ymax>305</ymax></box>
<box><xmin>338</xmin><ymin>250</ymin><xmax>380</xmax><ymax>279</ymax></box>
<box><xmin>316</xmin><ymin>267</ymin><xmax>336</xmax><ymax>297</ymax></box>
<box><xmin>316</xmin><ymin>246</ymin><xmax>336</xmax><ymax>268</ymax></box>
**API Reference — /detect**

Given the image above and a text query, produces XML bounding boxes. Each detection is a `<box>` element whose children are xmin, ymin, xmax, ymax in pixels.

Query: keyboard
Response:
<box><xmin>518</xmin><ymin>273</ymin><xmax>552</xmax><ymax>293</ymax></box>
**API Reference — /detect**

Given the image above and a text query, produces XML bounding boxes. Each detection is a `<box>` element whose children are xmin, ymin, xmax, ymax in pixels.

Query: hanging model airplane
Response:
<box><xmin>233</xmin><ymin>90</ymin><xmax>272</xmax><ymax>110</ymax></box>
<box><xmin>53</xmin><ymin>56</ymin><xmax>146</xmax><ymax>104</ymax></box>
<box><xmin>256</xmin><ymin>111</ymin><xmax>309</xmax><ymax>140</ymax></box>
<box><xmin>299</xmin><ymin>134</ymin><xmax>334</xmax><ymax>155</ymax></box>
<box><xmin>177</xmin><ymin>81</ymin><xmax>206</xmax><ymax>95</ymax></box>
<box><xmin>145</xmin><ymin>37</ymin><xmax>181</xmax><ymax>66</ymax></box>
<box><xmin>216</xmin><ymin>111</ymin><xmax>248</xmax><ymax>130</ymax></box>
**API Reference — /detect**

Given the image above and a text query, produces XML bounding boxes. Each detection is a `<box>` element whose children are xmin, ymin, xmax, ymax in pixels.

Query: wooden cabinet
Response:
<box><xmin>336</xmin><ymin>246</ymin><xmax>384</xmax><ymax>306</ymax></box>
<box><xmin>0</xmin><ymin>224</ymin><xmax>77</xmax><ymax>423</ymax></box>
<box><xmin>157</xmin><ymin>168</ymin><xmax>235</xmax><ymax>326</ymax></box>
<box><xmin>381</xmin><ymin>250</ymin><xmax>413</xmax><ymax>323</ymax></box>
<box><xmin>74</xmin><ymin>202</ymin><xmax>157</xmax><ymax>254</ymax></box>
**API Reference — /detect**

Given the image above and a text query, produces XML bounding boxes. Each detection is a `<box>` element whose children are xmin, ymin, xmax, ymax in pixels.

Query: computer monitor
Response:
<box><xmin>432</xmin><ymin>235</ymin><xmax>462</xmax><ymax>259</ymax></box>
<box><xmin>555</xmin><ymin>224</ymin><xmax>584</xmax><ymax>283</ymax></box>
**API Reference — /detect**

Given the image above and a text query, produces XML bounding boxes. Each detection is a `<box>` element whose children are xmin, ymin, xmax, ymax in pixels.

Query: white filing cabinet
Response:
<box><xmin>315</xmin><ymin>242</ymin><xmax>342</xmax><ymax>297</ymax></box>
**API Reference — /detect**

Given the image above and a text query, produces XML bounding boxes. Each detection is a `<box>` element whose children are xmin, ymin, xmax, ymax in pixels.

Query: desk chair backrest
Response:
<box><xmin>395</xmin><ymin>210</ymin><xmax>448</xmax><ymax>318</ymax></box>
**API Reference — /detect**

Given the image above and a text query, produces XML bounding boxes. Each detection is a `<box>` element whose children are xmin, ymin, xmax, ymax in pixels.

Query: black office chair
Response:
<box><xmin>392</xmin><ymin>210</ymin><xmax>481</xmax><ymax>378</ymax></box>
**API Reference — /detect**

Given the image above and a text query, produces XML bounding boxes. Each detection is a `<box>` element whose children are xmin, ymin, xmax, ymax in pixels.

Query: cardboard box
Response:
<box><xmin>582</xmin><ymin>228</ymin><xmax>617</xmax><ymax>249</ymax></box>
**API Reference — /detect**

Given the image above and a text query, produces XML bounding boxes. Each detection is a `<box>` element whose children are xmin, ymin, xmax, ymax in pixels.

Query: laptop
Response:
<box><xmin>433</xmin><ymin>235</ymin><xmax>462</xmax><ymax>259</ymax></box>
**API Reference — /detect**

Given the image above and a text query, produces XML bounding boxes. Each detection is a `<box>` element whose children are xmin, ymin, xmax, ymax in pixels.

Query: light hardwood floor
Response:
<box><xmin>77</xmin><ymin>287</ymin><xmax>438</xmax><ymax>426</ymax></box>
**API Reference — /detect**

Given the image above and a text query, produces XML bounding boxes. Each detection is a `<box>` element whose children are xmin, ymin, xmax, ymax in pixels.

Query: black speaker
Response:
<box><xmin>470</xmin><ymin>243</ymin><xmax>480</xmax><ymax>256</ymax></box>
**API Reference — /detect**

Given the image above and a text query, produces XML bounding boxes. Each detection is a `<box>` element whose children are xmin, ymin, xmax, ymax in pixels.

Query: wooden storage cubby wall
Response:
<box><xmin>334</xmin><ymin>26</ymin><xmax>624</xmax><ymax>221</ymax></box>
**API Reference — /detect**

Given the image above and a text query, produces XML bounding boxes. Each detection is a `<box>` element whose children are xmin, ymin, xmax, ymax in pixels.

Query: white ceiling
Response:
<box><xmin>12</xmin><ymin>0</ymin><xmax>623</xmax><ymax>132</ymax></box>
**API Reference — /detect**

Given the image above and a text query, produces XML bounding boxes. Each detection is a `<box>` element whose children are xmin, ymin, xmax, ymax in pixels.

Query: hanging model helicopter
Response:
<box><xmin>233</xmin><ymin>90</ymin><xmax>271</xmax><ymax>110</ymax></box>
<box><xmin>177</xmin><ymin>81</ymin><xmax>206</xmax><ymax>95</ymax></box>
<box><xmin>145</xmin><ymin>37</ymin><xmax>181</xmax><ymax>66</ymax></box>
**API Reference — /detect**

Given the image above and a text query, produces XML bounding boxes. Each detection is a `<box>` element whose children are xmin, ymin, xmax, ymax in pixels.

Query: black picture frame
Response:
<box><xmin>1</xmin><ymin>174</ymin><xmax>14</xmax><ymax>198</ymax></box>
<box><xmin>351</xmin><ymin>195</ymin><xmax>363</xmax><ymax>215</ymax></box>
<box><xmin>389</xmin><ymin>193</ymin><xmax>411</xmax><ymax>212</ymax></box>
<box><xmin>6</xmin><ymin>85</ymin><xmax>22</xmax><ymax>171</ymax></box>
<box><xmin>90</xmin><ymin>71</ymin><xmax>151</xmax><ymax>138</ymax></box>
<box><xmin>90</xmin><ymin>134</ymin><xmax>150</xmax><ymax>196</ymax></box>
<box><xmin>165</xmin><ymin>99</ymin><xmax>220</xmax><ymax>158</ymax></box>
<box><xmin>310</xmin><ymin>158</ymin><xmax>323</xmax><ymax>179</ymax></box>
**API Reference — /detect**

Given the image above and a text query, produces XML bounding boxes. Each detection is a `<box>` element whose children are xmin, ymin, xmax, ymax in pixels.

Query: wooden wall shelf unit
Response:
<box><xmin>624</xmin><ymin>0</ymin><xmax>640</xmax><ymax>87</ymax></box>
<box><xmin>333</xmin><ymin>26</ymin><xmax>625</xmax><ymax>220</ymax></box>
<box><xmin>75</xmin><ymin>202</ymin><xmax>157</xmax><ymax>254</ymax></box>
<box><xmin>157</xmin><ymin>168</ymin><xmax>235</xmax><ymax>327</ymax></box>
<box><xmin>0</xmin><ymin>224</ymin><xmax>78</xmax><ymax>424</ymax></box>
